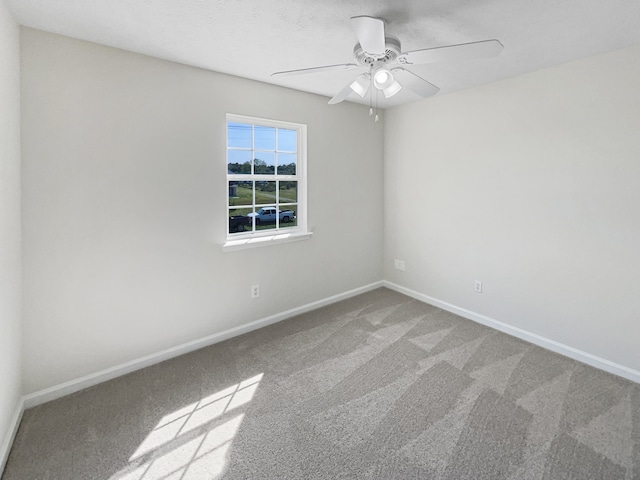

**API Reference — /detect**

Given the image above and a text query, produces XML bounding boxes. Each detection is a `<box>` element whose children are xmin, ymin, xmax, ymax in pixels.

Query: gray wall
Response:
<box><xmin>384</xmin><ymin>46</ymin><xmax>640</xmax><ymax>373</ymax></box>
<box><xmin>0</xmin><ymin>0</ymin><xmax>22</xmax><ymax>466</ymax></box>
<box><xmin>21</xmin><ymin>28</ymin><xmax>384</xmax><ymax>394</ymax></box>
<box><xmin>18</xmin><ymin>25</ymin><xmax>640</xmax><ymax>399</ymax></box>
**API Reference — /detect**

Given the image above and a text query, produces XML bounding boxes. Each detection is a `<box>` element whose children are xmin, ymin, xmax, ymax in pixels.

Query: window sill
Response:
<box><xmin>223</xmin><ymin>231</ymin><xmax>313</xmax><ymax>252</ymax></box>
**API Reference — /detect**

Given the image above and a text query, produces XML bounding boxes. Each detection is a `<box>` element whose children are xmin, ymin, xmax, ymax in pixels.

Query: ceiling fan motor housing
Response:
<box><xmin>353</xmin><ymin>36</ymin><xmax>401</xmax><ymax>66</ymax></box>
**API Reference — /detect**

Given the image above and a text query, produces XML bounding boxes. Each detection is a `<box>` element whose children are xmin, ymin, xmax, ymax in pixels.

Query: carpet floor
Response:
<box><xmin>4</xmin><ymin>288</ymin><xmax>640</xmax><ymax>479</ymax></box>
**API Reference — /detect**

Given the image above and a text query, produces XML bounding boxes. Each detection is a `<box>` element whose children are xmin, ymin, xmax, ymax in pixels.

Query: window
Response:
<box><xmin>225</xmin><ymin>114</ymin><xmax>309</xmax><ymax>250</ymax></box>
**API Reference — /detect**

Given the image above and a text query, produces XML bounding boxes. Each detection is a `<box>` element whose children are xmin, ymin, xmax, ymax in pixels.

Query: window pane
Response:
<box><xmin>278</xmin><ymin>181</ymin><xmax>297</xmax><ymax>204</ymax></box>
<box><xmin>228</xmin><ymin>122</ymin><xmax>251</xmax><ymax>149</ymax></box>
<box><xmin>228</xmin><ymin>207</ymin><xmax>252</xmax><ymax>234</ymax></box>
<box><xmin>277</xmin><ymin>153</ymin><xmax>296</xmax><ymax>175</ymax></box>
<box><xmin>254</xmin><ymin>152</ymin><xmax>275</xmax><ymax>175</ymax></box>
<box><xmin>278</xmin><ymin>128</ymin><xmax>297</xmax><ymax>152</ymax></box>
<box><xmin>254</xmin><ymin>126</ymin><xmax>275</xmax><ymax>151</ymax></box>
<box><xmin>228</xmin><ymin>149</ymin><xmax>252</xmax><ymax>174</ymax></box>
<box><xmin>256</xmin><ymin>222</ymin><xmax>276</xmax><ymax>232</ymax></box>
<box><xmin>280</xmin><ymin>205</ymin><xmax>297</xmax><ymax>228</ymax></box>
<box><xmin>255</xmin><ymin>181</ymin><xmax>277</xmax><ymax>205</ymax></box>
<box><xmin>229</xmin><ymin>181</ymin><xmax>253</xmax><ymax>207</ymax></box>
<box><xmin>253</xmin><ymin>206</ymin><xmax>277</xmax><ymax>232</ymax></box>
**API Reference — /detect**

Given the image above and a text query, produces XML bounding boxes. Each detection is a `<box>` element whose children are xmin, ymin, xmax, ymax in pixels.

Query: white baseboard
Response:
<box><xmin>384</xmin><ymin>281</ymin><xmax>640</xmax><ymax>384</ymax></box>
<box><xmin>0</xmin><ymin>399</ymin><xmax>24</xmax><ymax>477</ymax></box>
<box><xmin>23</xmin><ymin>281</ymin><xmax>384</xmax><ymax>408</ymax></box>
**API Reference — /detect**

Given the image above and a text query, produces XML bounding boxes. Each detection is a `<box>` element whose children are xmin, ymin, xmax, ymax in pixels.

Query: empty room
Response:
<box><xmin>1</xmin><ymin>0</ymin><xmax>639</xmax><ymax>478</ymax></box>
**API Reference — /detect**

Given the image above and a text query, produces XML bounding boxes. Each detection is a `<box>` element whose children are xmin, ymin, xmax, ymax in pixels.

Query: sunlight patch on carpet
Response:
<box><xmin>109</xmin><ymin>374</ymin><xmax>263</xmax><ymax>480</ymax></box>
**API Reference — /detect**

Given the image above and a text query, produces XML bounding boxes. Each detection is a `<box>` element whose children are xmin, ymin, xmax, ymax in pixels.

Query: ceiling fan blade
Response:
<box><xmin>272</xmin><ymin>63</ymin><xmax>358</xmax><ymax>77</ymax></box>
<box><xmin>392</xmin><ymin>68</ymin><xmax>440</xmax><ymax>98</ymax></box>
<box><xmin>398</xmin><ymin>39</ymin><xmax>503</xmax><ymax>65</ymax></box>
<box><xmin>328</xmin><ymin>81</ymin><xmax>355</xmax><ymax>104</ymax></box>
<box><xmin>351</xmin><ymin>16</ymin><xmax>386</xmax><ymax>56</ymax></box>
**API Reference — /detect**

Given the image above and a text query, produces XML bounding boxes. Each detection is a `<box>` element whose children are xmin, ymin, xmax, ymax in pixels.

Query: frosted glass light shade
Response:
<box><xmin>349</xmin><ymin>74</ymin><xmax>370</xmax><ymax>97</ymax></box>
<box><xmin>383</xmin><ymin>80</ymin><xmax>402</xmax><ymax>98</ymax></box>
<box><xmin>373</xmin><ymin>68</ymin><xmax>393</xmax><ymax>89</ymax></box>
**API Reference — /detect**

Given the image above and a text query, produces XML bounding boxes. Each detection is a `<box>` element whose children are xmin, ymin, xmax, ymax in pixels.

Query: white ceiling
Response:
<box><xmin>6</xmin><ymin>0</ymin><xmax>640</xmax><ymax>108</ymax></box>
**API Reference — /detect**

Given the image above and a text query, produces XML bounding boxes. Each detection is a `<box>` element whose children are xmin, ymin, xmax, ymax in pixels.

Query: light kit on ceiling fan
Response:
<box><xmin>349</xmin><ymin>73</ymin><xmax>370</xmax><ymax>97</ymax></box>
<box><xmin>372</xmin><ymin>67</ymin><xmax>402</xmax><ymax>98</ymax></box>
<box><xmin>272</xmin><ymin>15</ymin><xmax>504</xmax><ymax>119</ymax></box>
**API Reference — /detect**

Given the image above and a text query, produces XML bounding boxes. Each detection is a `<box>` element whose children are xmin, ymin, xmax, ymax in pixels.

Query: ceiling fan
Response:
<box><xmin>272</xmin><ymin>16</ymin><xmax>503</xmax><ymax>119</ymax></box>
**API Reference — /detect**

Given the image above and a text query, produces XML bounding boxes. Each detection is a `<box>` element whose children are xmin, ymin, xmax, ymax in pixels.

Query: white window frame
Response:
<box><xmin>223</xmin><ymin>114</ymin><xmax>311</xmax><ymax>251</ymax></box>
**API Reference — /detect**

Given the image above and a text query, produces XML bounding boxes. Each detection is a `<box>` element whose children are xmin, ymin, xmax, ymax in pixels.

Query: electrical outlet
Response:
<box><xmin>474</xmin><ymin>280</ymin><xmax>482</xmax><ymax>293</ymax></box>
<box><xmin>394</xmin><ymin>259</ymin><xmax>406</xmax><ymax>271</ymax></box>
<box><xmin>251</xmin><ymin>284</ymin><xmax>260</xmax><ymax>299</ymax></box>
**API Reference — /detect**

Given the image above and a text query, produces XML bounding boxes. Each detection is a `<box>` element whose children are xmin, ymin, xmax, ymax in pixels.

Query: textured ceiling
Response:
<box><xmin>6</xmin><ymin>0</ymin><xmax>640</xmax><ymax>108</ymax></box>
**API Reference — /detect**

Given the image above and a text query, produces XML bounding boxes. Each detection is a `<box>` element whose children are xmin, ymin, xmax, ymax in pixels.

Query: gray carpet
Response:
<box><xmin>4</xmin><ymin>288</ymin><xmax>640</xmax><ymax>479</ymax></box>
